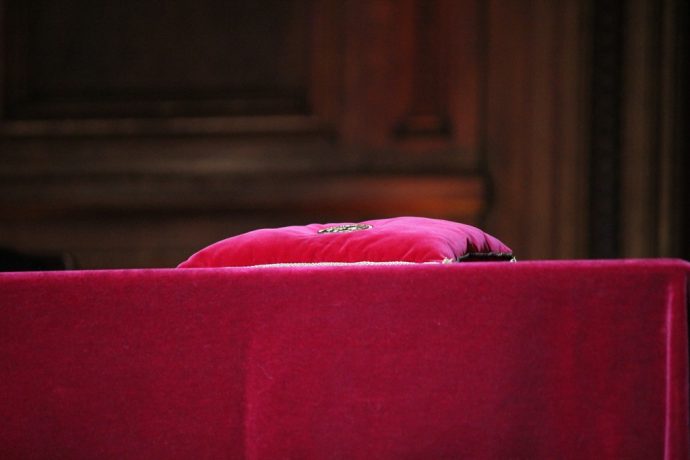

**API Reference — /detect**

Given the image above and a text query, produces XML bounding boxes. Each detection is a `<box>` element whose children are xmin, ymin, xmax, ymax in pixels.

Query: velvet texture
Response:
<box><xmin>1</xmin><ymin>259</ymin><xmax>688</xmax><ymax>459</ymax></box>
<box><xmin>177</xmin><ymin>216</ymin><xmax>513</xmax><ymax>267</ymax></box>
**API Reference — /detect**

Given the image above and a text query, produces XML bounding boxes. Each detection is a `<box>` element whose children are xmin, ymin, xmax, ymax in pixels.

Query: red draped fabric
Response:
<box><xmin>1</xmin><ymin>259</ymin><xmax>688</xmax><ymax>459</ymax></box>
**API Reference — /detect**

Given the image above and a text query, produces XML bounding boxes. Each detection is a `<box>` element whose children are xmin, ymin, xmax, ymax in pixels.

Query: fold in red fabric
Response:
<box><xmin>1</xmin><ymin>259</ymin><xmax>688</xmax><ymax>459</ymax></box>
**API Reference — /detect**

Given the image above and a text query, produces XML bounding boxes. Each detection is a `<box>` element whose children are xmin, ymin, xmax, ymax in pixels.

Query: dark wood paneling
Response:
<box><xmin>4</xmin><ymin>0</ymin><xmax>311</xmax><ymax>118</ymax></box>
<box><xmin>484</xmin><ymin>0</ymin><xmax>688</xmax><ymax>261</ymax></box>
<box><xmin>0</xmin><ymin>0</ymin><xmax>487</xmax><ymax>269</ymax></box>
<box><xmin>588</xmin><ymin>0</ymin><xmax>625</xmax><ymax>259</ymax></box>
<box><xmin>340</xmin><ymin>0</ymin><xmax>481</xmax><ymax>158</ymax></box>
<box><xmin>4</xmin><ymin>0</ymin><xmax>683</xmax><ymax>268</ymax></box>
<box><xmin>621</xmin><ymin>0</ymin><xmax>689</xmax><ymax>259</ymax></box>
<box><xmin>485</xmin><ymin>0</ymin><xmax>590</xmax><ymax>260</ymax></box>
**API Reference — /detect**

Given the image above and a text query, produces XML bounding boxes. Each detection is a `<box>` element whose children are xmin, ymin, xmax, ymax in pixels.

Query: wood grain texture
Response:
<box><xmin>3</xmin><ymin>0</ymin><xmax>683</xmax><ymax>268</ymax></box>
<box><xmin>0</xmin><ymin>0</ymin><xmax>487</xmax><ymax>268</ymax></box>
<box><xmin>485</xmin><ymin>0</ymin><xmax>590</xmax><ymax>260</ymax></box>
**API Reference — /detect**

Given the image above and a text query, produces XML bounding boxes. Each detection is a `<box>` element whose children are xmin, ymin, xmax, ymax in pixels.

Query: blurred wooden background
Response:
<box><xmin>1</xmin><ymin>0</ymin><xmax>687</xmax><ymax>268</ymax></box>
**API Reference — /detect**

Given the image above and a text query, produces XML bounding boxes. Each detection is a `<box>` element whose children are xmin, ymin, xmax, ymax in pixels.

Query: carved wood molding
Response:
<box><xmin>0</xmin><ymin>116</ymin><xmax>333</xmax><ymax>138</ymax></box>
<box><xmin>393</xmin><ymin>0</ymin><xmax>452</xmax><ymax>140</ymax></box>
<box><xmin>0</xmin><ymin>173</ymin><xmax>485</xmax><ymax>219</ymax></box>
<box><xmin>339</xmin><ymin>0</ymin><xmax>481</xmax><ymax>156</ymax></box>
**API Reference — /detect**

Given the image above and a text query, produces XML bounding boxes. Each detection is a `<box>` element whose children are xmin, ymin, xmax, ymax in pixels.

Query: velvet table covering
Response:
<box><xmin>1</xmin><ymin>259</ymin><xmax>688</xmax><ymax>459</ymax></box>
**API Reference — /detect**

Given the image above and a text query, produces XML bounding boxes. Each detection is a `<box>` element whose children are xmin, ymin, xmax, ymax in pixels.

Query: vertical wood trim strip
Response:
<box><xmin>556</xmin><ymin>0</ymin><xmax>590</xmax><ymax>259</ymax></box>
<box><xmin>588</xmin><ymin>0</ymin><xmax>625</xmax><ymax>258</ymax></box>
<box><xmin>622</xmin><ymin>0</ymin><xmax>661</xmax><ymax>257</ymax></box>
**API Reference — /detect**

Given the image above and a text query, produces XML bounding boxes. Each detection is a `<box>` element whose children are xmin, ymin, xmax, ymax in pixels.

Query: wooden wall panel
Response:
<box><xmin>5</xmin><ymin>0</ymin><xmax>311</xmax><ymax>118</ymax></box>
<box><xmin>484</xmin><ymin>0</ymin><xmax>687</xmax><ymax>261</ymax></box>
<box><xmin>621</xmin><ymin>0</ymin><xmax>688</xmax><ymax>259</ymax></box>
<box><xmin>0</xmin><ymin>0</ymin><xmax>487</xmax><ymax>269</ymax></box>
<box><xmin>485</xmin><ymin>0</ymin><xmax>590</xmax><ymax>260</ymax></box>
<box><xmin>2</xmin><ymin>0</ymin><xmax>685</xmax><ymax>268</ymax></box>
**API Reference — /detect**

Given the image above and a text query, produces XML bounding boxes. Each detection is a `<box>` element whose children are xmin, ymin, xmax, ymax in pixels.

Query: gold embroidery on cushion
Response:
<box><xmin>317</xmin><ymin>224</ymin><xmax>372</xmax><ymax>234</ymax></box>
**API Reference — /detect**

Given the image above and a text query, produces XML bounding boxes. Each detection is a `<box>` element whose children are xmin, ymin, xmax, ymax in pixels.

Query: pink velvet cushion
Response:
<box><xmin>178</xmin><ymin>216</ymin><xmax>513</xmax><ymax>268</ymax></box>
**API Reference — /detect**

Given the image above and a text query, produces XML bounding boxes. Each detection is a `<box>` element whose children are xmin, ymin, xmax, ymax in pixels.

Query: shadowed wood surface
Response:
<box><xmin>0</xmin><ymin>0</ymin><xmax>687</xmax><ymax>268</ymax></box>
